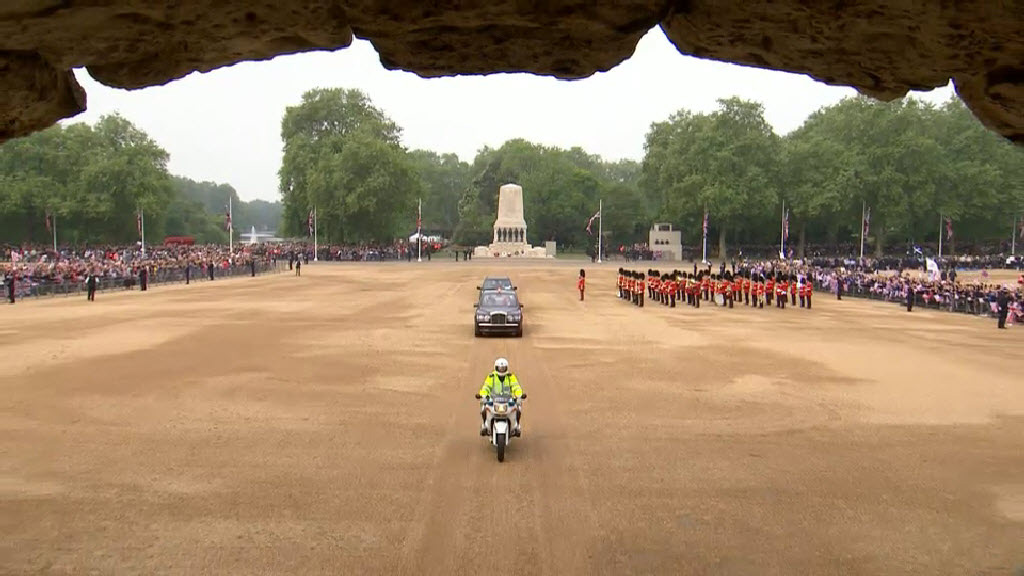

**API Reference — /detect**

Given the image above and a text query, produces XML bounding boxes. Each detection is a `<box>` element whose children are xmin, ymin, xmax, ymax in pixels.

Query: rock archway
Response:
<box><xmin>1</xmin><ymin>1</ymin><xmax>1022</xmax><ymax>143</ymax></box>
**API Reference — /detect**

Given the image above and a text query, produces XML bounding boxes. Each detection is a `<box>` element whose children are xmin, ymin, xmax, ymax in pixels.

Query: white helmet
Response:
<box><xmin>494</xmin><ymin>357</ymin><xmax>509</xmax><ymax>375</ymax></box>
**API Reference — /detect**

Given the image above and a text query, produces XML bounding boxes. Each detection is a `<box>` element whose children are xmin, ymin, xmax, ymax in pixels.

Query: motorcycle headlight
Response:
<box><xmin>493</xmin><ymin>403</ymin><xmax>507</xmax><ymax>414</ymax></box>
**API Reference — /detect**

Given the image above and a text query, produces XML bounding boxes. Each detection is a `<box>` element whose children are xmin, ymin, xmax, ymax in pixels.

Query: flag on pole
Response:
<box><xmin>1019</xmin><ymin>215</ymin><xmax>1024</xmax><ymax>239</ymax></box>
<box><xmin>417</xmin><ymin>200</ymin><xmax>422</xmax><ymax>231</ymax></box>
<box><xmin>782</xmin><ymin>209</ymin><xmax>790</xmax><ymax>242</ymax></box>
<box><xmin>307</xmin><ymin>210</ymin><xmax>314</xmax><ymax>237</ymax></box>
<box><xmin>585</xmin><ymin>209</ymin><xmax>601</xmax><ymax>235</ymax></box>
<box><xmin>863</xmin><ymin>207</ymin><xmax>871</xmax><ymax>236</ymax></box>
<box><xmin>224</xmin><ymin>205</ymin><xmax>232</xmax><ymax>231</ymax></box>
<box><xmin>702</xmin><ymin>210</ymin><xmax>708</xmax><ymax>236</ymax></box>
<box><xmin>136</xmin><ymin>210</ymin><xmax>142</xmax><ymax>237</ymax></box>
<box><xmin>913</xmin><ymin>245</ymin><xmax>923</xmax><ymax>256</ymax></box>
<box><xmin>945</xmin><ymin>216</ymin><xmax>953</xmax><ymax>240</ymax></box>
<box><xmin>45</xmin><ymin>212</ymin><xmax>53</xmax><ymax>233</ymax></box>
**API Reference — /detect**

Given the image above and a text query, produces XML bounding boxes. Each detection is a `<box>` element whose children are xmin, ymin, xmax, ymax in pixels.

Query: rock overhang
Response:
<box><xmin>1</xmin><ymin>1</ymin><xmax>1021</xmax><ymax>143</ymax></box>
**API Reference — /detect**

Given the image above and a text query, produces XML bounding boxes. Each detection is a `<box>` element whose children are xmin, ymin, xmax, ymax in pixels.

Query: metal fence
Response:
<box><xmin>8</xmin><ymin>261</ymin><xmax>286</xmax><ymax>300</ymax></box>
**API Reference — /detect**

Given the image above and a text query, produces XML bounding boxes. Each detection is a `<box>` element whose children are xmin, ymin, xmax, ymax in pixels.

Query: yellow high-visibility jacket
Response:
<box><xmin>479</xmin><ymin>372</ymin><xmax>523</xmax><ymax>398</ymax></box>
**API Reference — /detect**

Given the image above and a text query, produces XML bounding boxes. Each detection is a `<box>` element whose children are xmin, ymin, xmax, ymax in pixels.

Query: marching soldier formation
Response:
<box><xmin>616</xmin><ymin>267</ymin><xmax>814</xmax><ymax>312</ymax></box>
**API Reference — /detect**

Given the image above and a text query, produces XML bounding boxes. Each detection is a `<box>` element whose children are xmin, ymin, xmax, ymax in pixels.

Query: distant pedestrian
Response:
<box><xmin>250</xmin><ymin>259</ymin><xmax>256</xmax><ymax>277</ymax></box>
<box><xmin>86</xmin><ymin>273</ymin><xmax>97</xmax><ymax>301</ymax></box>
<box><xmin>208</xmin><ymin>261</ymin><xmax>215</xmax><ymax>281</ymax></box>
<box><xmin>997</xmin><ymin>289</ymin><xmax>1009</xmax><ymax>329</ymax></box>
<box><xmin>295</xmin><ymin>259</ymin><xmax>301</xmax><ymax>276</ymax></box>
<box><xmin>185</xmin><ymin>263</ymin><xmax>191</xmax><ymax>285</ymax></box>
<box><xmin>578</xmin><ymin>269</ymin><xmax>586</xmax><ymax>301</ymax></box>
<box><xmin>5</xmin><ymin>270</ymin><xmax>15</xmax><ymax>304</ymax></box>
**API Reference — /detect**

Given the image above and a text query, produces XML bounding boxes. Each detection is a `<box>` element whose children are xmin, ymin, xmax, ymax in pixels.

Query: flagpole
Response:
<box><xmin>313</xmin><ymin>206</ymin><xmax>318</xmax><ymax>262</ymax></box>
<box><xmin>1013</xmin><ymin>215</ymin><xmax>1017</xmax><ymax>256</ymax></box>
<box><xmin>859</xmin><ymin>201</ymin><xmax>865</xmax><ymax>261</ymax></box>
<box><xmin>417</xmin><ymin>197</ymin><xmax>422</xmax><ymax>263</ymax></box>
<box><xmin>597</xmin><ymin>199</ymin><xmax>603</xmax><ymax>263</ymax></box>
<box><xmin>229</xmin><ymin>197</ymin><xmax>233</xmax><ymax>257</ymax></box>
<box><xmin>701</xmin><ymin>204</ymin><xmax>708</xmax><ymax>264</ymax></box>
<box><xmin>52</xmin><ymin>213</ymin><xmax>57</xmax><ymax>253</ymax></box>
<box><xmin>140</xmin><ymin>208</ymin><xmax>146</xmax><ymax>258</ymax></box>
<box><xmin>780</xmin><ymin>200</ymin><xmax>786</xmax><ymax>260</ymax></box>
<box><xmin>937</xmin><ymin>213</ymin><xmax>942</xmax><ymax>258</ymax></box>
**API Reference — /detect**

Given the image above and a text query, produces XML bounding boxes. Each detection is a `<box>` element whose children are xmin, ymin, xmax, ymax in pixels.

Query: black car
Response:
<box><xmin>477</xmin><ymin>276</ymin><xmax>516</xmax><ymax>292</ymax></box>
<box><xmin>474</xmin><ymin>289</ymin><xmax>524</xmax><ymax>337</ymax></box>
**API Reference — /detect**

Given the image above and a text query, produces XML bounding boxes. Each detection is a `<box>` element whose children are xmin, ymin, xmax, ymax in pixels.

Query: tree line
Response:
<box><xmin>0</xmin><ymin>115</ymin><xmax>281</xmax><ymax>246</ymax></box>
<box><xmin>280</xmin><ymin>88</ymin><xmax>1024</xmax><ymax>256</ymax></box>
<box><xmin>3</xmin><ymin>87</ymin><xmax>1022</xmax><ymax>256</ymax></box>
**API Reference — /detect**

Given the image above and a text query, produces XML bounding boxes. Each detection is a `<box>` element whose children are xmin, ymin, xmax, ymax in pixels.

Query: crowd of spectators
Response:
<box><xmin>2</xmin><ymin>243</ymin><xmax>281</xmax><ymax>300</ymax></box>
<box><xmin>801</xmin><ymin>264</ymin><xmax>1022</xmax><ymax>327</ymax></box>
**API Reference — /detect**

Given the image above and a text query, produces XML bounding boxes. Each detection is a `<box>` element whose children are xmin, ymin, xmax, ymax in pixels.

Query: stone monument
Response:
<box><xmin>474</xmin><ymin>183</ymin><xmax>551</xmax><ymax>258</ymax></box>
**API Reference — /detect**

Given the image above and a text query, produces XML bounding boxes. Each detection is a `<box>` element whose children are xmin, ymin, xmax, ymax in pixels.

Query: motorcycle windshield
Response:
<box><xmin>490</xmin><ymin>393</ymin><xmax>513</xmax><ymax>403</ymax></box>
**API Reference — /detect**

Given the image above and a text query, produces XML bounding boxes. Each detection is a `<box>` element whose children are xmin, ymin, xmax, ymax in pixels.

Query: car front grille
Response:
<box><xmin>490</xmin><ymin>313</ymin><xmax>506</xmax><ymax>325</ymax></box>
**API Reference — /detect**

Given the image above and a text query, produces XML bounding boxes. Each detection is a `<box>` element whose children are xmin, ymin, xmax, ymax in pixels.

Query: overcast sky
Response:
<box><xmin>69</xmin><ymin>27</ymin><xmax>955</xmax><ymax>202</ymax></box>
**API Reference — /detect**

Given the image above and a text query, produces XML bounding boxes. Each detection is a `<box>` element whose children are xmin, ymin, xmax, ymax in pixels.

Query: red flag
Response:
<box><xmin>225</xmin><ymin>205</ymin><xmax>232</xmax><ymax>231</ymax></box>
<box><xmin>45</xmin><ymin>212</ymin><xmax>53</xmax><ymax>233</ymax></box>
<box><xmin>702</xmin><ymin>210</ymin><xmax>708</xmax><ymax>237</ymax></box>
<box><xmin>863</xmin><ymin>207</ymin><xmax>871</xmax><ymax>236</ymax></box>
<box><xmin>945</xmin><ymin>216</ymin><xmax>953</xmax><ymax>240</ymax></box>
<box><xmin>782</xmin><ymin>210</ymin><xmax>790</xmax><ymax>242</ymax></box>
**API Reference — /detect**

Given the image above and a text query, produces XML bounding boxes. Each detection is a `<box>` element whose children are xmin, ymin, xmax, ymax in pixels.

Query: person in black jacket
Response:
<box><xmin>5</xmin><ymin>270</ymin><xmax>14</xmax><ymax>304</ymax></box>
<box><xmin>86</xmin><ymin>272</ymin><xmax>97</xmax><ymax>301</ymax></box>
<box><xmin>997</xmin><ymin>289</ymin><xmax>1009</xmax><ymax>329</ymax></box>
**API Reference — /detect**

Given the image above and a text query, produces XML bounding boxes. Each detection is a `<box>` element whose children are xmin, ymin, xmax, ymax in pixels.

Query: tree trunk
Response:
<box><xmin>797</xmin><ymin>222</ymin><xmax>807</xmax><ymax>259</ymax></box>
<box><xmin>874</xmin><ymin>229</ymin><xmax>884</xmax><ymax>258</ymax></box>
<box><xmin>717</xmin><ymin>226</ymin><xmax>727</xmax><ymax>260</ymax></box>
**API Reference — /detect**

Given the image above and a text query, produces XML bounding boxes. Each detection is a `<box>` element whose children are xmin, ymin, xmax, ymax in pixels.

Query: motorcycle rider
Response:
<box><xmin>476</xmin><ymin>357</ymin><xmax>525</xmax><ymax>437</ymax></box>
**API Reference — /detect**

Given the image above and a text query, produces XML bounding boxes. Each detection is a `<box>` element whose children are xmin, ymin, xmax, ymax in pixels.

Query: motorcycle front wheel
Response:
<box><xmin>496</xmin><ymin>433</ymin><xmax>506</xmax><ymax>462</ymax></box>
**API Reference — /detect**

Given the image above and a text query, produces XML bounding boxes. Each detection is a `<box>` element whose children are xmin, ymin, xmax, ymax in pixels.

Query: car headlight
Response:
<box><xmin>476</xmin><ymin>313</ymin><xmax>488</xmax><ymax>320</ymax></box>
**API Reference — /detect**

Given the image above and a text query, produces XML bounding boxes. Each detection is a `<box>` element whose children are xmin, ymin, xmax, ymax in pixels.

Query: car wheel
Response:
<box><xmin>515</xmin><ymin>327</ymin><xmax>523</xmax><ymax>338</ymax></box>
<box><xmin>474</xmin><ymin>325</ymin><xmax>482</xmax><ymax>337</ymax></box>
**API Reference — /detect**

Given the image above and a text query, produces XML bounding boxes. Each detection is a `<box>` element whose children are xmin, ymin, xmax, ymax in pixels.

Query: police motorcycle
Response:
<box><xmin>474</xmin><ymin>391</ymin><xmax>526</xmax><ymax>462</ymax></box>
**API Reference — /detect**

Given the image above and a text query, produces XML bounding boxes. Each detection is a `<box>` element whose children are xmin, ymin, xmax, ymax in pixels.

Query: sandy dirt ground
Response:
<box><xmin>1</xmin><ymin>262</ymin><xmax>1022</xmax><ymax>575</ymax></box>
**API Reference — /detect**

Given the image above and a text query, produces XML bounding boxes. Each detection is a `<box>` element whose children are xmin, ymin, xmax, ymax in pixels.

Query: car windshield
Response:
<box><xmin>482</xmin><ymin>277</ymin><xmax>512</xmax><ymax>290</ymax></box>
<box><xmin>480</xmin><ymin>292</ymin><xmax>519</xmax><ymax>308</ymax></box>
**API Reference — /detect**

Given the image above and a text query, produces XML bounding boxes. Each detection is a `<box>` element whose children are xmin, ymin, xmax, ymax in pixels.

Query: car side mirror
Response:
<box><xmin>476</xmin><ymin>285</ymin><xmax>481</xmax><ymax>290</ymax></box>
<box><xmin>513</xmin><ymin>286</ymin><xmax>518</xmax><ymax>290</ymax></box>
<box><xmin>519</xmin><ymin>303</ymin><xmax>525</xmax><ymax>308</ymax></box>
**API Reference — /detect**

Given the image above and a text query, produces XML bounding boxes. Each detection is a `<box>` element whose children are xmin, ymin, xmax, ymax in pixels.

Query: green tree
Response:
<box><xmin>643</xmin><ymin>98</ymin><xmax>780</xmax><ymax>257</ymax></box>
<box><xmin>279</xmin><ymin>88</ymin><xmax>417</xmax><ymax>241</ymax></box>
